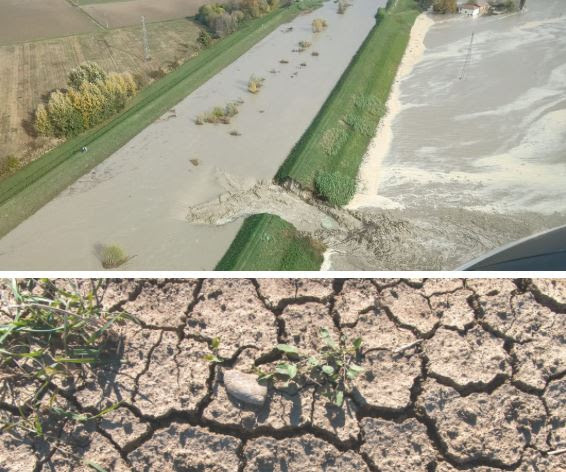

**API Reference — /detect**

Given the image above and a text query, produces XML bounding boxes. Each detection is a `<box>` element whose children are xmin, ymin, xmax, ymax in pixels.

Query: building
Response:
<box><xmin>459</xmin><ymin>3</ymin><xmax>481</xmax><ymax>16</ymax></box>
<box><xmin>458</xmin><ymin>0</ymin><xmax>490</xmax><ymax>15</ymax></box>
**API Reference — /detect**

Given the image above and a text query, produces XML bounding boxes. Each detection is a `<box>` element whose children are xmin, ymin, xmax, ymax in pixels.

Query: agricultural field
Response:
<box><xmin>0</xmin><ymin>0</ymin><xmax>98</xmax><ymax>44</ymax></box>
<box><xmin>78</xmin><ymin>0</ymin><xmax>215</xmax><ymax>28</ymax></box>
<box><xmin>0</xmin><ymin>18</ymin><xmax>203</xmax><ymax>163</ymax></box>
<box><xmin>1</xmin><ymin>278</ymin><xmax>564</xmax><ymax>471</ymax></box>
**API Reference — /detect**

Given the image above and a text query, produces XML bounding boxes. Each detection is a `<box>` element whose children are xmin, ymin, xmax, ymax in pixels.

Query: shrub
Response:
<box><xmin>337</xmin><ymin>0</ymin><xmax>350</xmax><ymax>14</ymax></box>
<box><xmin>98</xmin><ymin>244</ymin><xmax>130</xmax><ymax>269</ymax></box>
<box><xmin>353</xmin><ymin>94</ymin><xmax>386</xmax><ymax>116</ymax></box>
<box><xmin>230</xmin><ymin>129</ymin><xmax>242</xmax><ymax>136</ymax></box>
<box><xmin>280</xmin><ymin>59</ymin><xmax>289</xmax><ymax>64</ymax></box>
<box><xmin>311</xmin><ymin>51</ymin><xmax>320</xmax><ymax>56</ymax></box>
<box><xmin>312</xmin><ymin>18</ymin><xmax>328</xmax><ymax>32</ymax></box>
<box><xmin>197</xmin><ymin>29</ymin><xmax>212</xmax><ymax>48</ymax></box>
<box><xmin>319</xmin><ymin>127</ymin><xmax>349</xmax><ymax>156</ymax></box>
<box><xmin>343</xmin><ymin>112</ymin><xmax>373</xmax><ymax>136</ymax></box>
<box><xmin>315</xmin><ymin>171</ymin><xmax>356</xmax><ymax>206</ymax></box>
<box><xmin>197</xmin><ymin>101</ymin><xmax>241</xmax><ymax>124</ymax></box>
<box><xmin>0</xmin><ymin>154</ymin><xmax>20</xmax><ymax>178</ymax></box>
<box><xmin>298</xmin><ymin>40</ymin><xmax>312</xmax><ymax>49</ymax></box>
<box><xmin>248</xmin><ymin>74</ymin><xmax>265</xmax><ymax>93</ymax></box>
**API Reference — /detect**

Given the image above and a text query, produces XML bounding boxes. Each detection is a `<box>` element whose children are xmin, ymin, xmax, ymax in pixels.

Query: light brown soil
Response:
<box><xmin>0</xmin><ymin>278</ymin><xmax>565</xmax><ymax>471</ymax></box>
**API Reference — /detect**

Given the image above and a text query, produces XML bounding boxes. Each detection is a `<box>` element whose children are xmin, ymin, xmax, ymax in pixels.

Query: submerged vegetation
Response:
<box><xmin>196</xmin><ymin>100</ymin><xmax>242</xmax><ymax>124</ymax></box>
<box><xmin>248</xmin><ymin>74</ymin><xmax>265</xmax><ymax>93</ymax></box>
<box><xmin>312</xmin><ymin>18</ymin><xmax>328</xmax><ymax>32</ymax></box>
<box><xmin>96</xmin><ymin>244</ymin><xmax>131</xmax><ymax>269</ymax></box>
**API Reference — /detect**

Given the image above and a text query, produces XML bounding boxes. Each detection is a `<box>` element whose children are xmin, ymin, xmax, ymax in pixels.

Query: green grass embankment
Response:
<box><xmin>215</xmin><ymin>214</ymin><xmax>324</xmax><ymax>270</ymax></box>
<box><xmin>218</xmin><ymin>0</ymin><xmax>421</xmax><ymax>270</ymax></box>
<box><xmin>0</xmin><ymin>0</ymin><xmax>322</xmax><ymax>239</ymax></box>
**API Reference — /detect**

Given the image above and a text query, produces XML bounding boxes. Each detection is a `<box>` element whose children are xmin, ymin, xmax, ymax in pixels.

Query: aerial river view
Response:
<box><xmin>330</xmin><ymin>0</ymin><xmax>566</xmax><ymax>270</ymax></box>
<box><xmin>0</xmin><ymin>0</ymin><xmax>383</xmax><ymax>270</ymax></box>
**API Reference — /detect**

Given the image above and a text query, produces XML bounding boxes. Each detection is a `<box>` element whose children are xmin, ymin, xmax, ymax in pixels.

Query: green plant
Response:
<box><xmin>279</xmin><ymin>59</ymin><xmax>289</xmax><ymax>64</ymax></box>
<box><xmin>197</xmin><ymin>101</ymin><xmax>242</xmax><ymax>124</ymax></box>
<box><xmin>0</xmin><ymin>155</ymin><xmax>21</xmax><ymax>179</ymax></box>
<box><xmin>229</xmin><ymin>129</ymin><xmax>242</xmax><ymax>136</ymax></box>
<box><xmin>0</xmin><ymin>279</ymin><xmax>139</xmax><ymax>437</ymax></box>
<box><xmin>343</xmin><ymin>112</ymin><xmax>373</xmax><ymax>136</ymax></box>
<box><xmin>315</xmin><ymin>171</ymin><xmax>356</xmax><ymax>206</ymax></box>
<box><xmin>311</xmin><ymin>51</ymin><xmax>320</xmax><ymax>56</ymax></box>
<box><xmin>298</xmin><ymin>40</ymin><xmax>312</xmax><ymax>49</ymax></box>
<box><xmin>319</xmin><ymin>127</ymin><xmax>349</xmax><ymax>156</ymax></box>
<box><xmin>312</xmin><ymin>18</ymin><xmax>328</xmax><ymax>32</ymax></box>
<box><xmin>97</xmin><ymin>244</ymin><xmax>131</xmax><ymax>269</ymax></box>
<box><xmin>197</xmin><ymin>29</ymin><xmax>212</xmax><ymax>48</ymax></box>
<box><xmin>257</xmin><ymin>329</ymin><xmax>364</xmax><ymax>407</ymax></box>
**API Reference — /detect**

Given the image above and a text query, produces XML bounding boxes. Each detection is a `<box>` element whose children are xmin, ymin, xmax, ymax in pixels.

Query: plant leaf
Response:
<box><xmin>321</xmin><ymin>365</ymin><xmax>335</xmax><ymax>376</ymax></box>
<box><xmin>320</xmin><ymin>328</ymin><xmax>337</xmax><ymax>349</ymax></box>
<box><xmin>276</xmin><ymin>363</ymin><xmax>298</xmax><ymax>379</ymax></box>
<box><xmin>211</xmin><ymin>337</ymin><xmax>221</xmax><ymax>350</ymax></box>
<box><xmin>307</xmin><ymin>356</ymin><xmax>320</xmax><ymax>366</ymax></box>
<box><xmin>352</xmin><ymin>337</ymin><xmax>363</xmax><ymax>351</ymax></box>
<box><xmin>335</xmin><ymin>389</ymin><xmax>344</xmax><ymax>407</ymax></box>
<box><xmin>276</xmin><ymin>344</ymin><xmax>299</xmax><ymax>355</ymax></box>
<box><xmin>84</xmin><ymin>461</ymin><xmax>108</xmax><ymax>472</ymax></box>
<box><xmin>203</xmin><ymin>354</ymin><xmax>223</xmax><ymax>363</ymax></box>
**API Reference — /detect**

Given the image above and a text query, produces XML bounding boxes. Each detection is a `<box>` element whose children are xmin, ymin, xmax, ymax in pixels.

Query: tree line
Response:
<box><xmin>35</xmin><ymin>62</ymin><xmax>138</xmax><ymax>139</ymax></box>
<box><xmin>197</xmin><ymin>0</ymin><xmax>283</xmax><ymax>37</ymax></box>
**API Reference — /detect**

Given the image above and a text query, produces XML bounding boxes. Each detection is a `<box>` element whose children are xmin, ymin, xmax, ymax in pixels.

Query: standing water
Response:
<box><xmin>337</xmin><ymin>0</ymin><xmax>566</xmax><ymax>270</ymax></box>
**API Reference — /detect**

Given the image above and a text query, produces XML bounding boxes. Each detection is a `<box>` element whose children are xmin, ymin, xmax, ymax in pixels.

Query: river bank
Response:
<box><xmin>348</xmin><ymin>12</ymin><xmax>434</xmax><ymax>210</ymax></box>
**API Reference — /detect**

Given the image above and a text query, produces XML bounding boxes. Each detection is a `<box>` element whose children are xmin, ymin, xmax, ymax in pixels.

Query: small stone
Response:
<box><xmin>223</xmin><ymin>369</ymin><xmax>267</xmax><ymax>406</ymax></box>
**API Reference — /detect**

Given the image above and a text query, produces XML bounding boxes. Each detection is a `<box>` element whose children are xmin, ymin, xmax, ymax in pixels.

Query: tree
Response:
<box><xmin>34</xmin><ymin>103</ymin><xmax>52</xmax><ymax>137</ymax></box>
<box><xmin>68</xmin><ymin>62</ymin><xmax>107</xmax><ymax>89</ymax></box>
<box><xmin>432</xmin><ymin>0</ymin><xmax>457</xmax><ymax>13</ymax></box>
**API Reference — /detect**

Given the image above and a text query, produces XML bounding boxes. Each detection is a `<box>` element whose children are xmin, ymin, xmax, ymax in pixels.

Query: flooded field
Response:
<box><xmin>335</xmin><ymin>0</ymin><xmax>566</xmax><ymax>269</ymax></box>
<box><xmin>0</xmin><ymin>0</ymin><xmax>384</xmax><ymax>270</ymax></box>
<box><xmin>0</xmin><ymin>0</ymin><xmax>98</xmax><ymax>44</ymax></box>
<box><xmin>81</xmin><ymin>0</ymin><xmax>213</xmax><ymax>28</ymax></box>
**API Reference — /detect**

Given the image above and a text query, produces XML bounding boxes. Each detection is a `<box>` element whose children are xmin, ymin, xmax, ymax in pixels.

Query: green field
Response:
<box><xmin>0</xmin><ymin>1</ymin><xmax>321</xmax><ymax>239</ymax></box>
<box><xmin>218</xmin><ymin>0</ymin><xmax>421</xmax><ymax>270</ymax></box>
<box><xmin>215</xmin><ymin>214</ymin><xmax>325</xmax><ymax>271</ymax></box>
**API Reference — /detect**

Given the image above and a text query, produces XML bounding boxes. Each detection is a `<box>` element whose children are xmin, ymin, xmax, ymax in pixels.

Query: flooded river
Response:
<box><xmin>330</xmin><ymin>0</ymin><xmax>566</xmax><ymax>270</ymax></box>
<box><xmin>0</xmin><ymin>0</ymin><xmax>383</xmax><ymax>270</ymax></box>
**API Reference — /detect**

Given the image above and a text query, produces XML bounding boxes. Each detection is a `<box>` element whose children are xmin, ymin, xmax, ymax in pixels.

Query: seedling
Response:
<box><xmin>256</xmin><ymin>328</ymin><xmax>364</xmax><ymax>407</ymax></box>
<box><xmin>0</xmin><ymin>279</ymin><xmax>139</xmax><ymax>437</ymax></box>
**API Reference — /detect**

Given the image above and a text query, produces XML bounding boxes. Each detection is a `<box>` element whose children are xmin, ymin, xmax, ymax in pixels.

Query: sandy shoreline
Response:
<box><xmin>347</xmin><ymin>12</ymin><xmax>434</xmax><ymax>210</ymax></box>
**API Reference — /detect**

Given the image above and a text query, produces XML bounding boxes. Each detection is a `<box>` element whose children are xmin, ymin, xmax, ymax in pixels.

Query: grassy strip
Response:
<box><xmin>0</xmin><ymin>1</ymin><xmax>321</xmax><ymax>239</ymax></box>
<box><xmin>215</xmin><ymin>213</ymin><xmax>324</xmax><ymax>270</ymax></box>
<box><xmin>217</xmin><ymin>0</ymin><xmax>420</xmax><ymax>270</ymax></box>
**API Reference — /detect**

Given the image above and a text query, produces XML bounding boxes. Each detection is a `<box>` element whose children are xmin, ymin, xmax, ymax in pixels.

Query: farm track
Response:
<box><xmin>1</xmin><ymin>278</ymin><xmax>564</xmax><ymax>471</ymax></box>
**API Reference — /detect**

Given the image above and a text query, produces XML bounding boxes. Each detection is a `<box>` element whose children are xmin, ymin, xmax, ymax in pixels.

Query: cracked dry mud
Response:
<box><xmin>0</xmin><ymin>278</ymin><xmax>565</xmax><ymax>471</ymax></box>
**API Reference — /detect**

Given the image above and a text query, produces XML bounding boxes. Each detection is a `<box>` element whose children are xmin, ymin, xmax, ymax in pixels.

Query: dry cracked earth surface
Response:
<box><xmin>0</xmin><ymin>278</ymin><xmax>565</xmax><ymax>471</ymax></box>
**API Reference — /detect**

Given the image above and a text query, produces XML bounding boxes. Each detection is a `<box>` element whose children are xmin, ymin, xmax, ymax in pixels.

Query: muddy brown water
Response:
<box><xmin>330</xmin><ymin>0</ymin><xmax>566</xmax><ymax>270</ymax></box>
<box><xmin>0</xmin><ymin>0</ymin><xmax>385</xmax><ymax>270</ymax></box>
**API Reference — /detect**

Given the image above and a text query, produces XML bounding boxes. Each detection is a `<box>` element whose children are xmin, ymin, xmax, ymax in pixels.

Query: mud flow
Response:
<box><xmin>1</xmin><ymin>278</ymin><xmax>565</xmax><ymax>470</ymax></box>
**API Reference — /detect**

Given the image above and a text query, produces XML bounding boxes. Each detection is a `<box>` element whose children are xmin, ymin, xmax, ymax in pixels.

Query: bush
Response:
<box><xmin>337</xmin><ymin>0</ymin><xmax>350</xmax><ymax>14</ymax></box>
<box><xmin>0</xmin><ymin>155</ymin><xmax>20</xmax><ymax>178</ymax></box>
<box><xmin>319</xmin><ymin>127</ymin><xmax>349</xmax><ymax>156</ymax></box>
<box><xmin>315</xmin><ymin>171</ymin><xmax>356</xmax><ymax>206</ymax></box>
<box><xmin>197</xmin><ymin>29</ymin><xmax>212</xmax><ymax>48</ymax></box>
<box><xmin>312</xmin><ymin>18</ymin><xmax>328</xmax><ymax>32</ymax></box>
<box><xmin>196</xmin><ymin>101</ymin><xmax>242</xmax><ymax>124</ymax></box>
<box><xmin>248</xmin><ymin>74</ymin><xmax>265</xmax><ymax>93</ymax></box>
<box><xmin>98</xmin><ymin>244</ymin><xmax>130</xmax><ymax>269</ymax></box>
<box><xmin>298</xmin><ymin>40</ymin><xmax>312</xmax><ymax>49</ymax></box>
